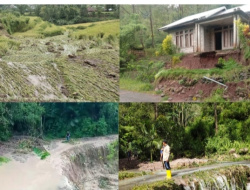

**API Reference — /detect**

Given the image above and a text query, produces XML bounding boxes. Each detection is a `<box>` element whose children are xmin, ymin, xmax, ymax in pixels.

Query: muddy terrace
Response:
<box><xmin>0</xmin><ymin>29</ymin><xmax>119</xmax><ymax>102</ymax></box>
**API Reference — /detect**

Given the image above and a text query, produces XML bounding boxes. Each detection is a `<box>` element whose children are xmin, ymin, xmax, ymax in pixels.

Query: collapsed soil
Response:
<box><xmin>0</xmin><ymin>32</ymin><xmax>119</xmax><ymax>102</ymax></box>
<box><xmin>119</xmin><ymin>157</ymin><xmax>208</xmax><ymax>171</ymax></box>
<box><xmin>0</xmin><ymin>135</ymin><xmax>118</xmax><ymax>190</ymax></box>
<box><xmin>156</xmin><ymin>79</ymin><xmax>247</xmax><ymax>102</ymax></box>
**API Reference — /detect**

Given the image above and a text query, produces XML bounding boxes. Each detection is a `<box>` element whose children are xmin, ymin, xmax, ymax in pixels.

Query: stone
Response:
<box><xmin>68</xmin><ymin>54</ymin><xmax>76</xmax><ymax>58</ymax></box>
<box><xmin>239</xmin><ymin>148</ymin><xmax>249</xmax><ymax>155</ymax></box>
<box><xmin>168</xmin><ymin>98</ymin><xmax>173</xmax><ymax>101</ymax></box>
<box><xmin>229</xmin><ymin>148</ymin><xmax>236</xmax><ymax>154</ymax></box>
<box><xmin>84</xmin><ymin>60</ymin><xmax>96</xmax><ymax>67</ymax></box>
<box><xmin>233</xmin><ymin>153</ymin><xmax>240</xmax><ymax>158</ymax></box>
<box><xmin>161</xmin><ymin>93</ymin><xmax>165</xmax><ymax>97</ymax></box>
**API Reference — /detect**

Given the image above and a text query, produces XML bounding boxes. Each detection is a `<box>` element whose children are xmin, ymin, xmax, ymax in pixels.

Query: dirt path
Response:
<box><xmin>119</xmin><ymin>161</ymin><xmax>250</xmax><ymax>190</ymax></box>
<box><xmin>0</xmin><ymin>135</ymin><xmax>117</xmax><ymax>190</ymax></box>
<box><xmin>120</xmin><ymin>90</ymin><xmax>161</xmax><ymax>102</ymax></box>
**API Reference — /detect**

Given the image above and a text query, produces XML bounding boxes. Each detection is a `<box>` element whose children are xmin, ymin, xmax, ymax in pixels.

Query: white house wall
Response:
<box><xmin>169</xmin><ymin>25</ymin><xmax>196</xmax><ymax>54</ymax></box>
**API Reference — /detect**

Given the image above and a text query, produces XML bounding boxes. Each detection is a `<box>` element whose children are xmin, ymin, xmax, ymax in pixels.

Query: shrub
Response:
<box><xmin>78</xmin><ymin>34</ymin><xmax>87</xmax><ymax>40</ymax></box>
<box><xmin>76</xmin><ymin>25</ymin><xmax>86</xmax><ymax>30</ymax></box>
<box><xmin>172</xmin><ymin>55</ymin><xmax>181</xmax><ymax>66</ymax></box>
<box><xmin>215</xmin><ymin>57</ymin><xmax>225</xmax><ymax>68</ymax></box>
<box><xmin>41</xmin><ymin>28</ymin><xmax>64</xmax><ymax>37</ymax></box>
<box><xmin>88</xmin><ymin>23</ymin><xmax>96</xmax><ymax>27</ymax></box>
<box><xmin>97</xmin><ymin>32</ymin><xmax>105</xmax><ymax>38</ymax></box>
<box><xmin>162</xmin><ymin>34</ymin><xmax>176</xmax><ymax>55</ymax></box>
<box><xmin>237</xmin><ymin>20</ymin><xmax>250</xmax><ymax>59</ymax></box>
<box><xmin>106</xmin><ymin>34</ymin><xmax>115</xmax><ymax>44</ymax></box>
<box><xmin>33</xmin><ymin>147</ymin><xmax>50</xmax><ymax>160</ymax></box>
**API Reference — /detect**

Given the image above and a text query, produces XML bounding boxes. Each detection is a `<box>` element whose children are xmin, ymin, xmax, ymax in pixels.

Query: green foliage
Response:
<box><xmin>119</xmin><ymin>171</ymin><xmax>152</xmax><ymax>180</ymax></box>
<box><xmin>0</xmin><ymin>156</ymin><xmax>10</xmax><ymax>165</ymax></box>
<box><xmin>215</xmin><ymin>57</ymin><xmax>225</xmax><ymax>69</ymax></box>
<box><xmin>120</xmin><ymin>14</ymin><xmax>147</xmax><ymax>69</ymax></box>
<box><xmin>205</xmin><ymin>136</ymin><xmax>250</xmax><ymax>156</ymax></box>
<box><xmin>41</xmin><ymin>28</ymin><xmax>64</xmax><ymax>37</ymax></box>
<box><xmin>33</xmin><ymin>147</ymin><xmax>50</xmax><ymax>160</ymax></box>
<box><xmin>121</xmin><ymin>60</ymin><xmax>165</xmax><ymax>90</ymax></box>
<box><xmin>162</xmin><ymin>35</ymin><xmax>176</xmax><ymax>55</ymax></box>
<box><xmin>0</xmin><ymin>36</ymin><xmax>20</xmax><ymax>56</ymax></box>
<box><xmin>155</xmin><ymin>58</ymin><xmax>240</xmax><ymax>83</ymax></box>
<box><xmin>0</xmin><ymin>103</ymin><xmax>118</xmax><ymax>142</ymax></box>
<box><xmin>120</xmin><ymin>76</ymin><xmax>153</xmax><ymax>92</ymax></box>
<box><xmin>237</xmin><ymin>20</ymin><xmax>250</xmax><ymax>60</ymax></box>
<box><xmin>172</xmin><ymin>55</ymin><xmax>181</xmax><ymax>66</ymax></box>
<box><xmin>76</xmin><ymin>25</ymin><xmax>87</xmax><ymax>30</ymax></box>
<box><xmin>120</xmin><ymin>103</ymin><xmax>250</xmax><ymax>160</ymax></box>
<box><xmin>107</xmin><ymin>140</ymin><xmax>118</xmax><ymax>161</ymax></box>
<box><xmin>205</xmin><ymin>88</ymin><xmax>225</xmax><ymax>102</ymax></box>
<box><xmin>132</xmin><ymin>179</ymin><xmax>181</xmax><ymax>190</ymax></box>
<box><xmin>0</xmin><ymin>13</ymin><xmax>33</xmax><ymax>34</ymax></box>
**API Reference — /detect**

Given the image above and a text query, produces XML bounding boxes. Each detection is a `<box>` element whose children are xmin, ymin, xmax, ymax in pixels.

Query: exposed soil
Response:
<box><xmin>176</xmin><ymin>50</ymin><xmax>248</xmax><ymax>69</ymax></box>
<box><xmin>0</xmin><ymin>135</ymin><xmax>118</xmax><ymax>190</ymax></box>
<box><xmin>156</xmin><ymin>79</ymin><xmax>248</xmax><ymax>102</ymax></box>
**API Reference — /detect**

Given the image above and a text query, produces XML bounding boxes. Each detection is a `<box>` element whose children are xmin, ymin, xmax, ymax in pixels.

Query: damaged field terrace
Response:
<box><xmin>155</xmin><ymin>54</ymin><xmax>250</xmax><ymax>102</ymax></box>
<box><xmin>0</xmin><ymin>15</ymin><xmax>119</xmax><ymax>102</ymax></box>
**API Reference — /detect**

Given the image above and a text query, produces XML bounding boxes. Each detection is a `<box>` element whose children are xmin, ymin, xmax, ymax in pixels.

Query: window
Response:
<box><xmin>190</xmin><ymin>29</ymin><xmax>193</xmax><ymax>47</ymax></box>
<box><xmin>190</xmin><ymin>33</ymin><xmax>193</xmax><ymax>46</ymax></box>
<box><xmin>221</xmin><ymin>25</ymin><xmax>233</xmax><ymax>48</ymax></box>
<box><xmin>229</xmin><ymin>28</ymin><xmax>233</xmax><ymax>46</ymax></box>
<box><xmin>175</xmin><ymin>29</ymin><xmax>194</xmax><ymax>48</ymax></box>
<box><xmin>185</xmin><ymin>34</ymin><xmax>189</xmax><ymax>47</ymax></box>
<box><xmin>180</xmin><ymin>31</ymin><xmax>183</xmax><ymax>47</ymax></box>
<box><xmin>176</xmin><ymin>32</ymin><xmax>179</xmax><ymax>46</ymax></box>
<box><xmin>224</xmin><ymin>30</ymin><xmax>228</xmax><ymax>47</ymax></box>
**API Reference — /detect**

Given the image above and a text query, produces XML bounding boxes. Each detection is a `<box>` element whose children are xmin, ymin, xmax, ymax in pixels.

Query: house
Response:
<box><xmin>159</xmin><ymin>5</ymin><xmax>250</xmax><ymax>53</ymax></box>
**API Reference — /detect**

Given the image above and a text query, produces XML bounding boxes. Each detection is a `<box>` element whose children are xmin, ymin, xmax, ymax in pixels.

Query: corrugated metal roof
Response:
<box><xmin>159</xmin><ymin>5</ymin><xmax>250</xmax><ymax>31</ymax></box>
<box><xmin>213</xmin><ymin>4</ymin><xmax>250</xmax><ymax>17</ymax></box>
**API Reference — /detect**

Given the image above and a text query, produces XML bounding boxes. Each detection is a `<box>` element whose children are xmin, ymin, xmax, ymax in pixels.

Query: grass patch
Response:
<box><xmin>120</xmin><ymin>77</ymin><xmax>154</xmax><ymax>92</ymax></box>
<box><xmin>132</xmin><ymin>179</ymin><xmax>181</xmax><ymax>190</ymax></box>
<box><xmin>155</xmin><ymin>59</ymin><xmax>242</xmax><ymax>83</ymax></box>
<box><xmin>0</xmin><ymin>156</ymin><xmax>10</xmax><ymax>165</ymax></box>
<box><xmin>204</xmin><ymin>88</ymin><xmax>226</xmax><ymax>102</ymax></box>
<box><xmin>0</xmin><ymin>36</ymin><xmax>20</xmax><ymax>56</ymax></box>
<box><xmin>69</xmin><ymin>20</ymin><xmax>119</xmax><ymax>40</ymax></box>
<box><xmin>119</xmin><ymin>171</ymin><xmax>153</xmax><ymax>180</ymax></box>
<box><xmin>33</xmin><ymin>147</ymin><xmax>50</xmax><ymax>160</ymax></box>
<box><xmin>13</xmin><ymin>16</ymin><xmax>65</xmax><ymax>38</ymax></box>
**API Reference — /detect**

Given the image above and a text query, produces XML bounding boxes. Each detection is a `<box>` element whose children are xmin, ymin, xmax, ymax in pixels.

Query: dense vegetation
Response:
<box><xmin>0</xmin><ymin>5</ymin><xmax>119</xmax><ymax>25</ymax></box>
<box><xmin>119</xmin><ymin>103</ymin><xmax>250</xmax><ymax>161</ymax></box>
<box><xmin>0</xmin><ymin>103</ymin><xmax>118</xmax><ymax>141</ymax></box>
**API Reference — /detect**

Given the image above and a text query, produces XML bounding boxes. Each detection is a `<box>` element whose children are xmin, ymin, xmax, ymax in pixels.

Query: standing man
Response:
<box><xmin>66</xmin><ymin>131</ymin><xmax>70</xmax><ymax>141</ymax></box>
<box><xmin>162</xmin><ymin>140</ymin><xmax>171</xmax><ymax>179</ymax></box>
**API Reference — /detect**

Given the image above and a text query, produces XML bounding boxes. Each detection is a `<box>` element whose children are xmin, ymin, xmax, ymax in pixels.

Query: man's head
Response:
<box><xmin>162</xmin><ymin>140</ymin><xmax>167</xmax><ymax>146</ymax></box>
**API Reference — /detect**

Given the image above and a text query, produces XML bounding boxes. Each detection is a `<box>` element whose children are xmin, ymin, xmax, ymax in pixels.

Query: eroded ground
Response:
<box><xmin>0</xmin><ymin>31</ymin><xmax>119</xmax><ymax>102</ymax></box>
<box><xmin>0</xmin><ymin>135</ymin><xmax>118</xmax><ymax>190</ymax></box>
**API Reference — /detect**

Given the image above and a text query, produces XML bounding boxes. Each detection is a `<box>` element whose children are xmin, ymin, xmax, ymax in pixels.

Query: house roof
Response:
<box><xmin>159</xmin><ymin>5</ymin><xmax>250</xmax><ymax>31</ymax></box>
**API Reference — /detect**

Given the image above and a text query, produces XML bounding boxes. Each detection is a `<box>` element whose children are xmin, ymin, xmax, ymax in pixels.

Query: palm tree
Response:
<box><xmin>141</xmin><ymin>124</ymin><xmax>160</xmax><ymax>162</ymax></box>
